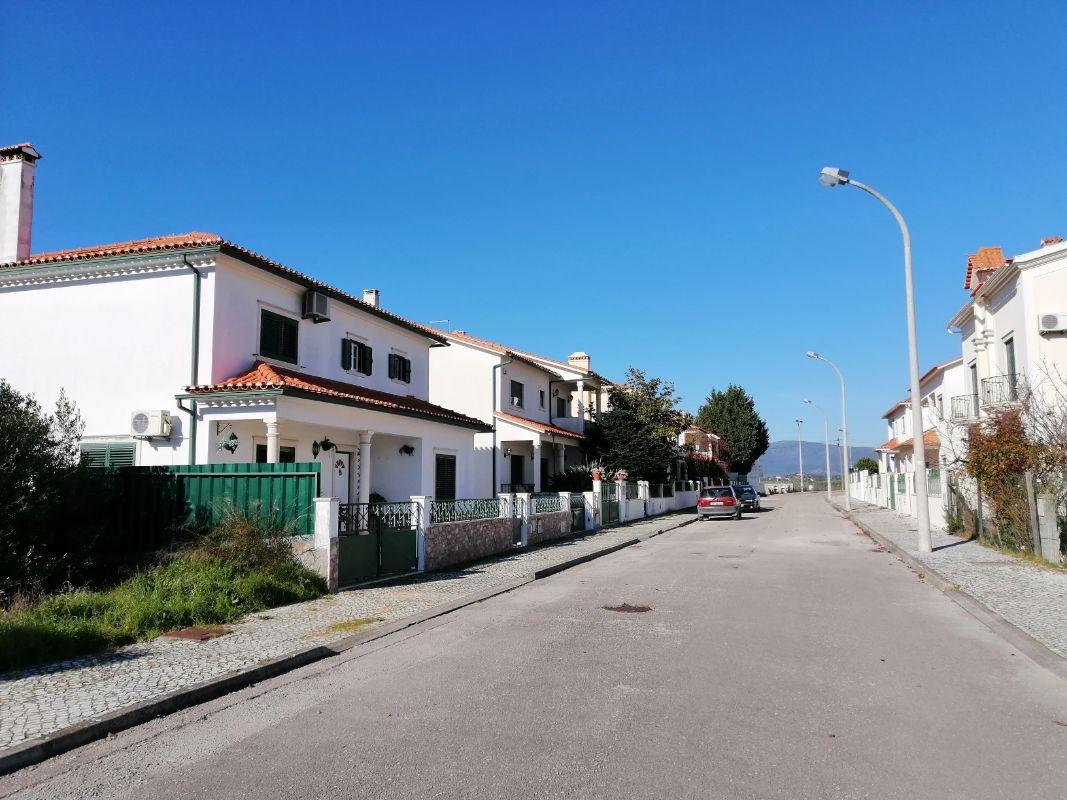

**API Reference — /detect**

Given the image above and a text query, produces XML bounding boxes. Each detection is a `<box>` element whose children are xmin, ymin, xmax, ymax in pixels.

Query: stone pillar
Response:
<box><xmin>575</xmin><ymin>380</ymin><xmax>586</xmax><ymax>433</ymax></box>
<box><xmin>532</xmin><ymin>443</ymin><xmax>542</xmax><ymax>492</ymax></box>
<box><xmin>265</xmin><ymin>419</ymin><xmax>280</xmax><ymax>463</ymax></box>
<box><xmin>411</xmin><ymin>495</ymin><xmax>430</xmax><ymax>571</ymax></box>
<box><xmin>358</xmin><ymin>431</ymin><xmax>373</xmax><ymax>505</ymax></box>
<box><xmin>313</xmin><ymin>497</ymin><xmax>339</xmax><ymax>592</ymax></box>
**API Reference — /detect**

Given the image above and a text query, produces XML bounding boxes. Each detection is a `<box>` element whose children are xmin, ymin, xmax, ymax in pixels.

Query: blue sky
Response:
<box><xmin>5</xmin><ymin>1</ymin><xmax>1067</xmax><ymax>446</ymax></box>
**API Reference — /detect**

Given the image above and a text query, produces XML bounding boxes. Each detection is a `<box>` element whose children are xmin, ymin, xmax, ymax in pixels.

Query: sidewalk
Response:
<box><xmin>831</xmin><ymin>494</ymin><xmax>1067</xmax><ymax>661</ymax></box>
<box><xmin>0</xmin><ymin>511</ymin><xmax>692</xmax><ymax>758</ymax></box>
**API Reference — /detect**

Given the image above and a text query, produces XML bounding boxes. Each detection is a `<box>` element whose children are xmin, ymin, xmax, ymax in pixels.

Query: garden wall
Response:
<box><xmin>425</xmin><ymin>517</ymin><xmax>514</xmax><ymax>571</ymax></box>
<box><xmin>527</xmin><ymin>510</ymin><xmax>572</xmax><ymax>545</ymax></box>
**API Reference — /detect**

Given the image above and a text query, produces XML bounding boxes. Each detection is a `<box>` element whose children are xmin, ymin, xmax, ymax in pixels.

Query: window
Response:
<box><xmin>388</xmin><ymin>353</ymin><xmax>412</xmax><ymax>383</ymax></box>
<box><xmin>80</xmin><ymin>442</ymin><xmax>136</xmax><ymax>468</ymax></box>
<box><xmin>255</xmin><ymin>444</ymin><xmax>296</xmax><ymax>463</ymax></box>
<box><xmin>342</xmin><ymin>338</ymin><xmax>373</xmax><ymax>375</ymax></box>
<box><xmin>510</xmin><ymin>380</ymin><xmax>524</xmax><ymax>407</ymax></box>
<box><xmin>260</xmin><ymin>309</ymin><xmax>299</xmax><ymax>363</ymax></box>
<box><xmin>555</xmin><ymin>396</ymin><xmax>567</xmax><ymax>418</ymax></box>
<box><xmin>435</xmin><ymin>454</ymin><xmax>457</xmax><ymax>501</ymax></box>
<box><xmin>539</xmin><ymin>389</ymin><xmax>545</xmax><ymax>408</ymax></box>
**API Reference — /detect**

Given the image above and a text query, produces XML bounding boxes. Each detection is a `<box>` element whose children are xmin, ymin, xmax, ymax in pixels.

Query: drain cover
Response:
<box><xmin>603</xmin><ymin>603</ymin><xmax>651</xmax><ymax>613</ymax></box>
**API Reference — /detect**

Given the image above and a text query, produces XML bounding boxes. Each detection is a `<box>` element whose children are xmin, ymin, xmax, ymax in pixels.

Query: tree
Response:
<box><xmin>853</xmin><ymin>457</ymin><xmax>879</xmax><ymax>474</ymax></box>
<box><xmin>588</xmin><ymin>369</ymin><xmax>688</xmax><ymax>481</ymax></box>
<box><xmin>695</xmin><ymin>385</ymin><xmax>769</xmax><ymax>474</ymax></box>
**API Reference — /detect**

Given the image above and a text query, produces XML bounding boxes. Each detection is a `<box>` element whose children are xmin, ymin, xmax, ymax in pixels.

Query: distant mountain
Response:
<box><xmin>755</xmin><ymin>440</ymin><xmax>876</xmax><ymax>478</ymax></box>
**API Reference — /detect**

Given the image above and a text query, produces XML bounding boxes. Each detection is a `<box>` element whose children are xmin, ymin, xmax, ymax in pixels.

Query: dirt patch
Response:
<box><xmin>309</xmin><ymin>617</ymin><xmax>383</xmax><ymax>637</ymax></box>
<box><xmin>603</xmin><ymin>604</ymin><xmax>651</xmax><ymax>613</ymax></box>
<box><xmin>162</xmin><ymin>626</ymin><xmax>231</xmax><ymax>642</ymax></box>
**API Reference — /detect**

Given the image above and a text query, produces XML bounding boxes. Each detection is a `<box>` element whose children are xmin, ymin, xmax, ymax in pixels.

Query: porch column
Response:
<box><xmin>556</xmin><ymin>442</ymin><xmax>565</xmax><ymax>475</ymax></box>
<box><xmin>575</xmin><ymin>380</ymin><xmax>586</xmax><ymax>432</ymax></box>
<box><xmin>265</xmin><ymin>420</ymin><xmax>280</xmax><ymax>463</ymax></box>
<box><xmin>594</xmin><ymin>388</ymin><xmax>602</xmax><ymax>417</ymax></box>
<box><xmin>358</xmin><ymin>431</ymin><xmax>373</xmax><ymax>504</ymax></box>
<box><xmin>532</xmin><ymin>442</ymin><xmax>542</xmax><ymax>492</ymax></box>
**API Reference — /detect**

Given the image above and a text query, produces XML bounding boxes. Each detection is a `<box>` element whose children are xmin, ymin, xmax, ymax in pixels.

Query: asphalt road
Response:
<box><xmin>3</xmin><ymin>494</ymin><xmax>1066</xmax><ymax>799</ymax></box>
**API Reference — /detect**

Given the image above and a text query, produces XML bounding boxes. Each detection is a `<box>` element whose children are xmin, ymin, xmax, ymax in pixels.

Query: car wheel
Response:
<box><xmin>735</xmin><ymin>510</ymin><xmax>742</xmax><ymax>520</ymax></box>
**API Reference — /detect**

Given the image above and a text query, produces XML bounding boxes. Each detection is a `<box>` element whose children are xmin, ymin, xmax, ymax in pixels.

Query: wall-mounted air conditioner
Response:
<box><xmin>131</xmin><ymin>410</ymin><xmax>171</xmax><ymax>439</ymax></box>
<box><xmin>302</xmin><ymin>290</ymin><xmax>330</xmax><ymax>323</ymax></box>
<box><xmin>1038</xmin><ymin>313</ymin><xmax>1067</xmax><ymax>334</ymax></box>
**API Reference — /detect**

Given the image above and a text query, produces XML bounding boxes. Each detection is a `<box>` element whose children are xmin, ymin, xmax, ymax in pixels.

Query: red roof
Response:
<box><xmin>4</xmin><ymin>232</ymin><xmax>447</xmax><ymax>345</ymax></box>
<box><xmin>440</xmin><ymin>329</ymin><xmax>616</xmax><ymax>385</ymax></box>
<box><xmin>964</xmin><ymin>246</ymin><xmax>1007</xmax><ymax>291</ymax></box>
<box><xmin>876</xmin><ymin>438</ymin><xmax>900</xmax><ymax>451</ymax></box>
<box><xmin>493</xmin><ymin>411</ymin><xmax>586</xmax><ymax>441</ymax></box>
<box><xmin>896</xmin><ymin>429</ymin><xmax>941</xmax><ymax>450</ymax></box>
<box><xmin>186</xmin><ymin>361</ymin><xmax>490</xmax><ymax>430</ymax></box>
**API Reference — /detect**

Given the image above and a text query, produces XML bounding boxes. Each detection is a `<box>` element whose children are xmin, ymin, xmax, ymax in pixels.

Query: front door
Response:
<box><xmin>333</xmin><ymin>451</ymin><xmax>352</xmax><ymax>504</ymax></box>
<box><xmin>510</xmin><ymin>453</ymin><xmax>525</xmax><ymax>488</ymax></box>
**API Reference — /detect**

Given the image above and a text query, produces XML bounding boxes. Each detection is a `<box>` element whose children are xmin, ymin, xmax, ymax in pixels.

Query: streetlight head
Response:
<box><xmin>805</xmin><ymin>351</ymin><xmax>819</xmax><ymax>359</ymax></box>
<box><xmin>819</xmin><ymin>167</ymin><xmax>849</xmax><ymax>188</ymax></box>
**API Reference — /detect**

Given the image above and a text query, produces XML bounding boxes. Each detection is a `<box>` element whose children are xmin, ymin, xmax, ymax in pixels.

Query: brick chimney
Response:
<box><xmin>362</xmin><ymin>288</ymin><xmax>380</xmax><ymax>308</ymax></box>
<box><xmin>0</xmin><ymin>142</ymin><xmax>40</xmax><ymax>264</ymax></box>
<box><xmin>568</xmin><ymin>351</ymin><xmax>591</xmax><ymax>372</ymax></box>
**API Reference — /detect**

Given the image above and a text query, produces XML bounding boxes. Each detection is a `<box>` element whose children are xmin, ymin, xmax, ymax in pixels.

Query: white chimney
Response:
<box><xmin>0</xmin><ymin>143</ymin><xmax>40</xmax><ymax>264</ymax></box>
<box><xmin>568</xmin><ymin>351</ymin><xmax>591</xmax><ymax>372</ymax></box>
<box><xmin>362</xmin><ymin>288</ymin><xmax>380</xmax><ymax>308</ymax></box>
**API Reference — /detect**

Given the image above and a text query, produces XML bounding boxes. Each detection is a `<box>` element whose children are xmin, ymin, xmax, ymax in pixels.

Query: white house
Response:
<box><xmin>428</xmin><ymin>330</ymin><xmax>613</xmax><ymax>495</ymax></box>
<box><xmin>0</xmin><ymin>142</ymin><xmax>489</xmax><ymax>505</ymax></box>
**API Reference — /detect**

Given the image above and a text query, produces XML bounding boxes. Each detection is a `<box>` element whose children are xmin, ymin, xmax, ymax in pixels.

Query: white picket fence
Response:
<box><xmin>848</xmin><ymin>468</ymin><xmax>949</xmax><ymax>530</ymax></box>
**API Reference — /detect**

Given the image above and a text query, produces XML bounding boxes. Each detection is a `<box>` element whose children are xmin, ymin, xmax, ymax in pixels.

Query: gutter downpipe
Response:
<box><xmin>492</xmin><ymin>357</ymin><xmax>515</xmax><ymax>493</ymax></box>
<box><xmin>175</xmin><ymin>256</ymin><xmax>203</xmax><ymax>465</ymax></box>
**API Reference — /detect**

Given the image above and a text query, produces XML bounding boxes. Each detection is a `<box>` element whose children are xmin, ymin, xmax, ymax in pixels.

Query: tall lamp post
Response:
<box><xmin>795</xmin><ymin>419</ymin><xmax>804</xmax><ymax>493</ymax></box>
<box><xmin>819</xmin><ymin>167</ymin><xmax>929</xmax><ymax>551</ymax></box>
<box><xmin>805</xmin><ymin>351</ymin><xmax>851</xmax><ymax>511</ymax></box>
<box><xmin>804</xmin><ymin>399</ymin><xmax>833</xmax><ymax>502</ymax></box>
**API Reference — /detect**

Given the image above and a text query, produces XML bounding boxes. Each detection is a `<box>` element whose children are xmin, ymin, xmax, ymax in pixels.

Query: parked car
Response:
<box><xmin>696</xmin><ymin>486</ymin><xmax>742</xmax><ymax>520</ymax></box>
<box><xmin>732</xmin><ymin>484</ymin><xmax>760</xmax><ymax>511</ymax></box>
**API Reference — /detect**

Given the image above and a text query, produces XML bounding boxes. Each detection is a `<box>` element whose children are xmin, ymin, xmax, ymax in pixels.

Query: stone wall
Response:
<box><xmin>425</xmin><ymin>516</ymin><xmax>515</xmax><ymax>571</ymax></box>
<box><xmin>527</xmin><ymin>510</ymin><xmax>572</xmax><ymax>546</ymax></box>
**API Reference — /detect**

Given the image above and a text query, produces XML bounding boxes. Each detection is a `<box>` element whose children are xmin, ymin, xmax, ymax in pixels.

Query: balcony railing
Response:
<box><xmin>981</xmin><ymin>374</ymin><xmax>1023</xmax><ymax>406</ymax></box>
<box><xmin>950</xmin><ymin>394</ymin><xmax>979</xmax><ymax>421</ymax></box>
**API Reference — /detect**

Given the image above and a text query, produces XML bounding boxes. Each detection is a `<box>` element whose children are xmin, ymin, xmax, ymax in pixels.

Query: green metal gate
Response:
<box><xmin>601</xmin><ymin>483</ymin><xmax>620</xmax><ymax>526</ymax></box>
<box><xmin>338</xmin><ymin>502</ymin><xmax>419</xmax><ymax>586</ymax></box>
<box><xmin>570</xmin><ymin>494</ymin><xmax>588</xmax><ymax>532</ymax></box>
<box><xmin>889</xmin><ymin>473</ymin><xmax>897</xmax><ymax>510</ymax></box>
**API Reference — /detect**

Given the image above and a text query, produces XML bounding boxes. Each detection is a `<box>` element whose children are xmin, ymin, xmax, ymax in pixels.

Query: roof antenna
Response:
<box><xmin>428</xmin><ymin>319</ymin><xmax>450</xmax><ymax>331</ymax></box>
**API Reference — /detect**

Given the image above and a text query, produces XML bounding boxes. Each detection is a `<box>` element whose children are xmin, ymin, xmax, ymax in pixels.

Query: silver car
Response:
<box><xmin>697</xmin><ymin>486</ymin><xmax>742</xmax><ymax>520</ymax></box>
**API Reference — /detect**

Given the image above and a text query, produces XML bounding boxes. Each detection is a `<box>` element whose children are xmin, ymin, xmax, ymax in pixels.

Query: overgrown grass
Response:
<box><xmin>0</xmin><ymin>507</ymin><xmax>327</xmax><ymax>674</ymax></box>
<box><xmin>978</xmin><ymin>539</ymin><xmax>1067</xmax><ymax>571</ymax></box>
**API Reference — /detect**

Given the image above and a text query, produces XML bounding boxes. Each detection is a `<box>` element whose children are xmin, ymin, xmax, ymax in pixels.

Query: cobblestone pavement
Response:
<box><xmin>0</xmin><ymin>512</ymin><xmax>691</xmax><ymax>753</ymax></box>
<box><xmin>833</xmin><ymin>494</ymin><xmax>1067</xmax><ymax>659</ymax></box>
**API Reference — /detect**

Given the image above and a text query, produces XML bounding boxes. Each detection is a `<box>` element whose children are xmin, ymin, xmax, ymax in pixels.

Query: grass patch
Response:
<box><xmin>978</xmin><ymin>539</ymin><xmax>1067</xmax><ymax>571</ymax></box>
<box><xmin>0</xmin><ymin>507</ymin><xmax>328</xmax><ymax>674</ymax></box>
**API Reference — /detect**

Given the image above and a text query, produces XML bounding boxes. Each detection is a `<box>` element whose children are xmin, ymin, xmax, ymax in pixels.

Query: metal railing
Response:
<box><xmin>500</xmin><ymin>483</ymin><xmax>534</xmax><ymax>493</ymax></box>
<box><xmin>950</xmin><ymin>394</ymin><xmax>979</xmax><ymax>421</ymax></box>
<box><xmin>532</xmin><ymin>494</ymin><xmax>563</xmax><ymax>513</ymax></box>
<box><xmin>981</xmin><ymin>374</ymin><xmax>1022</xmax><ymax>405</ymax></box>
<box><xmin>673</xmin><ymin>480</ymin><xmax>686</xmax><ymax>492</ymax></box>
<box><xmin>338</xmin><ymin>502</ymin><xmax>418</xmax><ymax>534</ymax></box>
<box><xmin>625</xmin><ymin>483</ymin><xmax>641</xmax><ymax>499</ymax></box>
<box><xmin>430</xmin><ymin>498</ymin><xmax>505</xmax><ymax>524</ymax></box>
<box><xmin>896</xmin><ymin>474</ymin><xmax>906</xmax><ymax>493</ymax></box>
<box><xmin>649</xmin><ymin>484</ymin><xmax>662</xmax><ymax>498</ymax></box>
<box><xmin>663</xmin><ymin>483</ymin><xmax>674</xmax><ymax>497</ymax></box>
<box><xmin>569</xmin><ymin>494</ymin><xmax>586</xmax><ymax>510</ymax></box>
<box><xmin>927</xmin><ymin>467</ymin><xmax>942</xmax><ymax>497</ymax></box>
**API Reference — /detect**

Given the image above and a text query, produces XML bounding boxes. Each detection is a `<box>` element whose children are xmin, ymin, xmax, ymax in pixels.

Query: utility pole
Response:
<box><xmin>795</xmin><ymin>419</ymin><xmax>805</xmax><ymax>493</ymax></box>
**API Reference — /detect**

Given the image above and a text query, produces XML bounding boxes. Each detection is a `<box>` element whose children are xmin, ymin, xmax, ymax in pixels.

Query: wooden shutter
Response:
<box><xmin>388</xmin><ymin>353</ymin><xmax>398</xmax><ymax>379</ymax></box>
<box><xmin>341</xmin><ymin>338</ymin><xmax>354</xmax><ymax>369</ymax></box>
<box><xmin>435</xmin><ymin>454</ymin><xmax>457</xmax><ymax>501</ymax></box>
<box><xmin>361</xmin><ymin>344</ymin><xmax>374</xmax><ymax>375</ymax></box>
<box><xmin>402</xmin><ymin>357</ymin><xmax>411</xmax><ymax>383</ymax></box>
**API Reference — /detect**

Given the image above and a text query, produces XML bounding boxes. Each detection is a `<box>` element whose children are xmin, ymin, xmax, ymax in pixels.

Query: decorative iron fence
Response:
<box><xmin>625</xmin><ymin>483</ymin><xmax>640</xmax><ymax>500</ymax></box>
<box><xmin>532</xmin><ymin>494</ymin><xmax>564</xmax><ymax>513</ymax></box>
<box><xmin>673</xmin><ymin>480</ymin><xmax>686</xmax><ymax>492</ymax></box>
<box><xmin>569</xmin><ymin>494</ymin><xmax>586</xmax><ymax>511</ymax></box>
<box><xmin>663</xmin><ymin>483</ymin><xmax>674</xmax><ymax>498</ymax></box>
<box><xmin>500</xmin><ymin>483</ymin><xmax>534</xmax><ymax>493</ymax></box>
<box><xmin>981</xmin><ymin>375</ymin><xmax>1022</xmax><ymax>406</ymax></box>
<box><xmin>896</xmin><ymin>474</ymin><xmax>906</xmax><ymax>493</ymax></box>
<box><xmin>649</xmin><ymin>484</ymin><xmax>662</xmax><ymax>498</ymax></box>
<box><xmin>338</xmin><ymin>501</ymin><xmax>418</xmax><ymax>535</ymax></box>
<box><xmin>430</xmin><ymin>498</ymin><xmax>505</xmax><ymax>524</ymax></box>
<box><xmin>927</xmin><ymin>468</ymin><xmax>942</xmax><ymax>497</ymax></box>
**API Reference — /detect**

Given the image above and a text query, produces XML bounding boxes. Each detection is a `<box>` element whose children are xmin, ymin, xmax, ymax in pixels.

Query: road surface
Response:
<box><xmin>3</xmin><ymin>493</ymin><xmax>1065</xmax><ymax>799</ymax></box>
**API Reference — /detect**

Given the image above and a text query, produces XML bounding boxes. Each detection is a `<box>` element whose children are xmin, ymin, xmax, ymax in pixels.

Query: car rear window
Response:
<box><xmin>735</xmin><ymin>486</ymin><xmax>755</xmax><ymax>495</ymax></box>
<box><xmin>701</xmin><ymin>488</ymin><xmax>734</xmax><ymax>498</ymax></box>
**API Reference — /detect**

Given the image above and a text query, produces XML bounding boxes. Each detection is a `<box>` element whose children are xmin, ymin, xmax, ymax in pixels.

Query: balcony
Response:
<box><xmin>550</xmin><ymin>415</ymin><xmax>585</xmax><ymax>435</ymax></box>
<box><xmin>950</xmin><ymin>394</ymin><xmax>979</xmax><ymax>422</ymax></box>
<box><xmin>980</xmin><ymin>374</ymin><xmax>1023</xmax><ymax>406</ymax></box>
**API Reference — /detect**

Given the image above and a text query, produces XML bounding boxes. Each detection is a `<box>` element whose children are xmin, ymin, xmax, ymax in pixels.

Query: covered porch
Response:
<box><xmin>494</xmin><ymin>412</ymin><xmax>586</xmax><ymax>493</ymax></box>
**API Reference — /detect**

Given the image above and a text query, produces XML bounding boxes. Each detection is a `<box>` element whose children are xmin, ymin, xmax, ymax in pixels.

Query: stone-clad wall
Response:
<box><xmin>527</xmin><ymin>510</ymin><xmax>572</xmax><ymax>546</ymax></box>
<box><xmin>425</xmin><ymin>516</ymin><xmax>514</xmax><ymax>571</ymax></box>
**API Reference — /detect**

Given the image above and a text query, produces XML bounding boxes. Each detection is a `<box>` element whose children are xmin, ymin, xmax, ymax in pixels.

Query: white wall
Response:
<box><xmin>427</xmin><ymin>341</ymin><xmax>498</xmax><ymax>423</ymax></box>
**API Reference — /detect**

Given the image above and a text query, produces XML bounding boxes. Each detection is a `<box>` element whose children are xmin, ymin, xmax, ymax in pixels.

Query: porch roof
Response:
<box><xmin>494</xmin><ymin>411</ymin><xmax>586</xmax><ymax>441</ymax></box>
<box><xmin>184</xmin><ymin>361</ymin><xmax>492</xmax><ymax>431</ymax></box>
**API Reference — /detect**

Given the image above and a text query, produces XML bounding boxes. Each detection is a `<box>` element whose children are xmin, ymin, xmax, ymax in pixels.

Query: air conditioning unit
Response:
<box><xmin>131</xmin><ymin>410</ymin><xmax>171</xmax><ymax>439</ymax></box>
<box><xmin>302</xmin><ymin>290</ymin><xmax>330</xmax><ymax>323</ymax></box>
<box><xmin>1039</xmin><ymin>313</ymin><xmax>1067</xmax><ymax>334</ymax></box>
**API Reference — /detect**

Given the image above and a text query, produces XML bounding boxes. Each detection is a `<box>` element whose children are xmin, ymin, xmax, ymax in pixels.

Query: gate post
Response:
<box><xmin>314</xmin><ymin>497</ymin><xmax>340</xmax><ymax>592</ymax></box>
<box><xmin>515</xmin><ymin>491</ymin><xmax>531</xmax><ymax>546</ymax></box>
<box><xmin>411</xmin><ymin>495</ymin><xmax>430</xmax><ymax>571</ymax></box>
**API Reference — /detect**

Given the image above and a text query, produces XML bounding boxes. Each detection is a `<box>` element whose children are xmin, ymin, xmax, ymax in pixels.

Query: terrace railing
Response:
<box><xmin>430</xmin><ymin>498</ymin><xmax>505</xmax><ymax>524</ymax></box>
<box><xmin>981</xmin><ymin>374</ymin><xmax>1023</xmax><ymax>406</ymax></box>
<box><xmin>950</xmin><ymin>394</ymin><xmax>979</xmax><ymax>421</ymax></box>
<box><xmin>625</xmin><ymin>483</ymin><xmax>641</xmax><ymax>500</ymax></box>
<box><xmin>532</xmin><ymin>494</ymin><xmax>564</xmax><ymax>513</ymax></box>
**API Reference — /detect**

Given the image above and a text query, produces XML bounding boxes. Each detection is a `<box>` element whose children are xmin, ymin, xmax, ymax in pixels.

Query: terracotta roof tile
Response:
<box><xmin>876</xmin><ymin>438</ymin><xmax>900</xmax><ymax>451</ymax></box>
<box><xmin>895</xmin><ymin>429</ymin><xmax>941</xmax><ymax>450</ymax></box>
<box><xmin>493</xmin><ymin>411</ymin><xmax>586</xmax><ymax>441</ymax></box>
<box><xmin>186</xmin><ymin>361</ymin><xmax>490</xmax><ymax>431</ymax></box>
<box><xmin>964</xmin><ymin>246</ymin><xmax>1007</xmax><ymax>291</ymax></box>
<box><xmin>440</xmin><ymin>329</ymin><xmax>616</xmax><ymax>385</ymax></box>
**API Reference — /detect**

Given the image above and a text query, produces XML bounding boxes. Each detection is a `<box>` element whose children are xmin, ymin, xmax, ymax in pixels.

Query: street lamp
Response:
<box><xmin>806</xmin><ymin>351</ymin><xmax>851</xmax><ymax>511</ymax></box>
<box><xmin>819</xmin><ymin>167</ymin><xmax>930</xmax><ymax>551</ymax></box>
<box><xmin>795</xmin><ymin>419</ymin><xmax>804</xmax><ymax>493</ymax></box>
<box><xmin>804</xmin><ymin>399</ymin><xmax>833</xmax><ymax>502</ymax></box>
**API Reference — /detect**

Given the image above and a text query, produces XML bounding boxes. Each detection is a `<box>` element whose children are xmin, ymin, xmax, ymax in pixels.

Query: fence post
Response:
<box><xmin>516</xmin><ymin>491</ymin><xmax>531</xmax><ymax>545</ymax></box>
<box><xmin>1036</xmin><ymin>492</ymin><xmax>1062</xmax><ymax>563</ymax></box>
<box><xmin>411</xmin><ymin>495</ymin><xmax>430</xmax><ymax>571</ymax></box>
<box><xmin>313</xmin><ymin>497</ymin><xmax>339</xmax><ymax>592</ymax></box>
<box><xmin>1023</xmin><ymin>471</ymin><xmax>1041</xmax><ymax>556</ymax></box>
<box><xmin>583</xmin><ymin>490</ymin><xmax>599</xmax><ymax>529</ymax></box>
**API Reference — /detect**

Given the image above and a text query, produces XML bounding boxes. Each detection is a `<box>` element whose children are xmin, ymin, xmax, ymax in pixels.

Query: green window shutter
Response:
<box><xmin>108</xmin><ymin>444</ymin><xmax>136</xmax><ymax>467</ymax></box>
<box><xmin>81</xmin><ymin>442</ymin><xmax>135</xmax><ymax>468</ymax></box>
<box><xmin>388</xmin><ymin>353</ymin><xmax>398</xmax><ymax>379</ymax></box>
<box><xmin>80</xmin><ymin>444</ymin><xmax>108</xmax><ymax>468</ymax></box>
<box><xmin>342</xmin><ymin>338</ymin><xmax>353</xmax><ymax>370</ymax></box>
<box><xmin>435</xmin><ymin>454</ymin><xmax>457</xmax><ymax>501</ymax></box>
<box><xmin>363</xmin><ymin>345</ymin><xmax>373</xmax><ymax>376</ymax></box>
<box><xmin>402</xmin><ymin>357</ymin><xmax>411</xmax><ymax>383</ymax></box>
<box><xmin>261</xmin><ymin>310</ymin><xmax>299</xmax><ymax>363</ymax></box>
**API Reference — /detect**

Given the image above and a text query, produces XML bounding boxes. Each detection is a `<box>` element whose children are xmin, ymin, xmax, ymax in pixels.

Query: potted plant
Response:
<box><xmin>616</xmin><ymin>469</ymin><xmax>628</xmax><ymax>482</ymax></box>
<box><xmin>590</xmin><ymin>461</ymin><xmax>604</xmax><ymax>481</ymax></box>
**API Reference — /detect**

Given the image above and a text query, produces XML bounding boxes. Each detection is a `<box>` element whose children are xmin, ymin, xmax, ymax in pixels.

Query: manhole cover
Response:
<box><xmin>603</xmin><ymin>604</ymin><xmax>651</xmax><ymax>613</ymax></box>
<box><xmin>162</xmin><ymin>626</ymin><xmax>231</xmax><ymax>642</ymax></box>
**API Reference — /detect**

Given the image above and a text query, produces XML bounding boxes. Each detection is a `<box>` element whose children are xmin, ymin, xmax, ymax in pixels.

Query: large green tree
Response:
<box><xmin>588</xmin><ymin>369</ymin><xmax>688</xmax><ymax>481</ymax></box>
<box><xmin>695</xmin><ymin>385</ymin><xmax>769</xmax><ymax>474</ymax></box>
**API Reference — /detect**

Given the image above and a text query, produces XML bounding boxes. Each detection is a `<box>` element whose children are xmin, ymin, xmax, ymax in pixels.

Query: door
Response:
<box><xmin>333</xmin><ymin>451</ymin><xmax>352</xmax><ymax>504</ymax></box>
<box><xmin>510</xmin><ymin>453</ymin><xmax>525</xmax><ymax>488</ymax></box>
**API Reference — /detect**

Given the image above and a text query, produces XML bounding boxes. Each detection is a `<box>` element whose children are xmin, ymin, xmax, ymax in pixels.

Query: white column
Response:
<box><xmin>575</xmin><ymin>380</ymin><xmax>586</xmax><ymax>432</ymax></box>
<box><xmin>532</xmin><ymin>442</ymin><xmax>542</xmax><ymax>492</ymax></box>
<box><xmin>556</xmin><ymin>443</ymin><xmax>566</xmax><ymax>475</ymax></box>
<box><xmin>265</xmin><ymin>420</ymin><xmax>280</xmax><ymax>463</ymax></box>
<box><xmin>411</xmin><ymin>495</ymin><xmax>429</xmax><ymax>571</ymax></box>
<box><xmin>358</xmin><ymin>431</ymin><xmax>373</xmax><ymax>505</ymax></box>
<box><xmin>313</xmin><ymin>497</ymin><xmax>339</xmax><ymax>592</ymax></box>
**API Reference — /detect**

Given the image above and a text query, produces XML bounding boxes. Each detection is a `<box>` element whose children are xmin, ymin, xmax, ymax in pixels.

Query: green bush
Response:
<box><xmin>0</xmin><ymin>507</ymin><xmax>327</xmax><ymax>674</ymax></box>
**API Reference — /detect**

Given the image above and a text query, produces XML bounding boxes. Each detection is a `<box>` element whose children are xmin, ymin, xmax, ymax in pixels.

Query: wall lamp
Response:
<box><xmin>398</xmin><ymin>444</ymin><xmax>415</xmax><ymax>456</ymax></box>
<box><xmin>311</xmin><ymin>437</ymin><xmax>335</xmax><ymax>457</ymax></box>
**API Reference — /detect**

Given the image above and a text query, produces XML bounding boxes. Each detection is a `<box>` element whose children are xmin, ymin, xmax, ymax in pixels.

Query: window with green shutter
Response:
<box><xmin>80</xmin><ymin>442</ymin><xmax>136</xmax><ymax>468</ymax></box>
<box><xmin>260</xmin><ymin>310</ymin><xmax>299</xmax><ymax>363</ymax></box>
<box><xmin>342</xmin><ymin>339</ymin><xmax>373</xmax><ymax>375</ymax></box>
<box><xmin>388</xmin><ymin>353</ymin><xmax>412</xmax><ymax>383</ymax></box>
<box><xmin>435</xmin><ymin>454</ymin><xmax>457</xmax><ymax>501</ymax></box>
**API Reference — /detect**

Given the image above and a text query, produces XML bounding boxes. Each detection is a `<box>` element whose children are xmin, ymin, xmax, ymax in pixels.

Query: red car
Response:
<box><xmin>697</xmin><ymin>486</ymin><xmax>742</xmax><ymax>520</ymax></box>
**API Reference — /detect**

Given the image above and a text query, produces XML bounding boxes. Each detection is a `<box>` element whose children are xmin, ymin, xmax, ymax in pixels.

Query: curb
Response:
<box><xmin>828</xmin><ymin>499</ymin><xmax>1067</xmax><ymax>681</ymax></box>
<box><xmin>0</xmin><ymin>512</ymin><xmax>694</xmax><ymax>777</ymax></box>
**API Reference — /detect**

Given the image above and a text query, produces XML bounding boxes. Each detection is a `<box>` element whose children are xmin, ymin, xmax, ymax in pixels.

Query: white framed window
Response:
<box><xmin>388</xmin><ymin>351</ymin><xmax>412</xmax><ymax>384</ymax></box>
<box><xmin>342</xmin><ymin>335</ymin><xmax>373</xmax><ymax>376</ymax></box>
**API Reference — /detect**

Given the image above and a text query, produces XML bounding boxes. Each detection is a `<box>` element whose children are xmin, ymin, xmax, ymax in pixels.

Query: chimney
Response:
<box><xmin>1041</xmin><ymin>236</ymin><xmax>1064</xmax><ymax>248</ymax></box>
<box><xmin>0</xmin><ymin>143</ymin><xmax>40</xmax><ymax>264</ymax></box>
<box><xmin>568</xmin><ymin>351</ymin><xmax>591</xmax><ymax>372</ymax></box>
<box><xmin>362</xmin><ymin>288</ymin><xmax>380</xmax><ymax>308</ymax></box>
